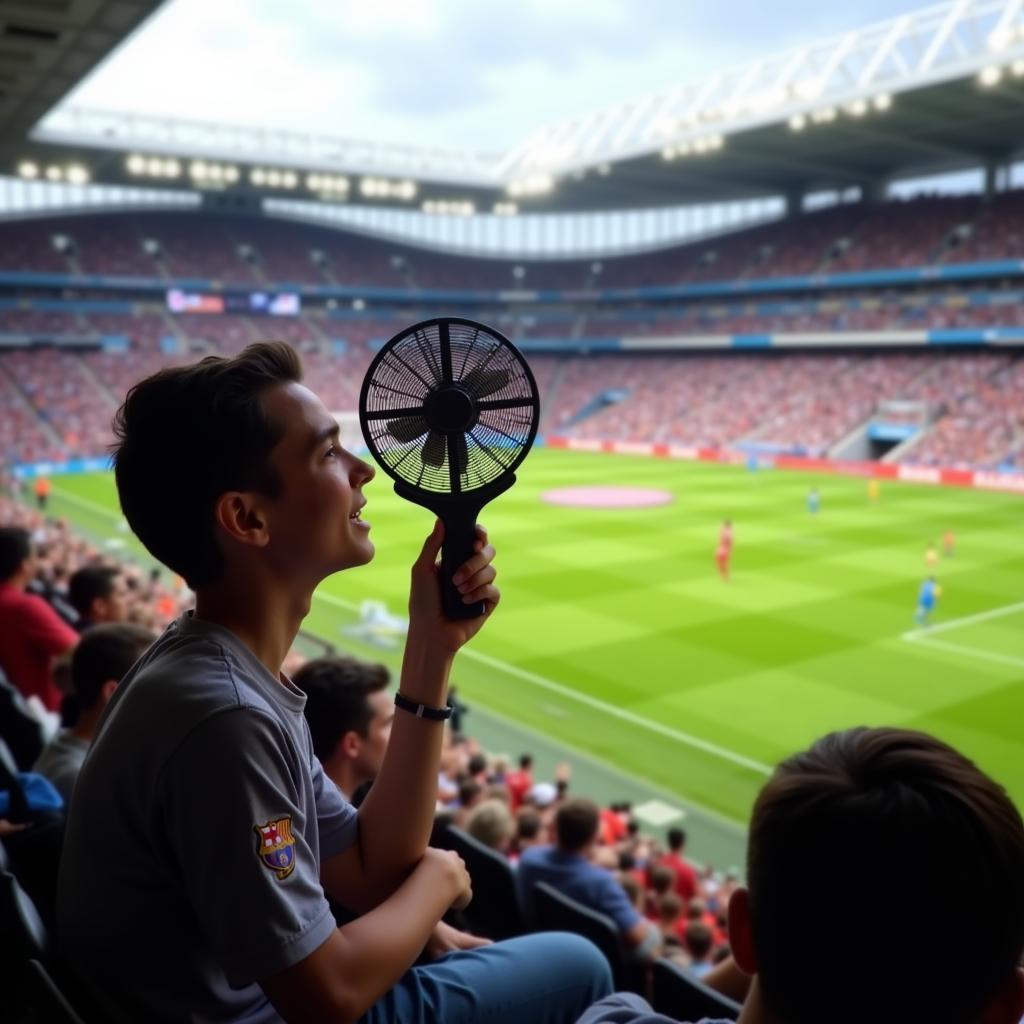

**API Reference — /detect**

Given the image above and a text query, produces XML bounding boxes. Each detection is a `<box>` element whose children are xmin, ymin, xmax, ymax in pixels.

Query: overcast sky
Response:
<box><xmin>60</xmin><ymin>0</ymin><xmax>932</xmax><ymax>152</ymax></box>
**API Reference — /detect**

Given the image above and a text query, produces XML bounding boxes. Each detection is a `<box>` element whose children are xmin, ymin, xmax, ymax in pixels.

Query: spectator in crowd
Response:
<box><xmin>516</xmin><ymin>797</ymin><xmax>663</xmax><ymax>959</ymax></box>
<box><xmin>33</xmin><ymin>622</ymin><xmax>154</xmax><ymax>803</ymax></box>
<box><xmin>295</xmin><ymin>652</ymin><xmax>494</xmax><ymax>957</ymax></box>
<box><xmin>465</xmin><ymin>797</ymin><xmax>516</xmax><ymax>854</ymax></box>
<box><xmin>0</xmin><ymin>525</ymin><xmax>78</xmax><ymax>712</ymax></box>
<box><xmin>455</xmin><ymin>776</ymin><xmax>484</xmax><ymax>828</ymax></box>
<box><xmin>511</xmin><ymin>807</ymin><xmax>547</xmax><ymax>862</ymax></box>
<box><xmin>68</xmin><ymin>565</ymin><xmax>129</xmax><ymax>632</ymax></box>
<box><xmin>292</xmin><ymin>654</ymin><xmax>393</xmax><ymax>802</ymax></box>
<box><xmin>578</xmin><ymin>727</ymin><xmax>1024</xmax><ymax>1024</ymax></box>
<box><xmin>659</xmin><ymin>826</ymin><xmax>700</xmax><ymax>903</ymax></box>
<box><xmin>506</xmin><ymin>752</ymin><xmax>534</xmax><ymax>810</ymax></box>
<box><xmin>683</xmin><ymin>921</ymin><xmax>715</xmax><ymax>979</ymax></box>
<box><xmin>58</xmin><ymin>342</ymin><xmax>611</xmax><ymax>1024</ymax></box>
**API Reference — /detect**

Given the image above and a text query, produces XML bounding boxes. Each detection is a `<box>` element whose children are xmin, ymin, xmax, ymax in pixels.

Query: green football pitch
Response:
<box><xmin>47</xmin><ymin>449</ymin><xmax>1024</xmax><ymax>827</ymax></box>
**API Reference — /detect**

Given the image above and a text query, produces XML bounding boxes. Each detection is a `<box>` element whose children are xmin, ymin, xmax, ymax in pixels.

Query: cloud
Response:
<box><xmin>60</xmin><ymin>0</ymin><xmax>932</xmax><ymax>150</ymax></box>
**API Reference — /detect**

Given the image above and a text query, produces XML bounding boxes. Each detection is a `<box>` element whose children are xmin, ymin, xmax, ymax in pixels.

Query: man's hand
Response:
<box><xmin>423</xmin><ymin>920</ymin><xmax>492</xmax><ymax>960</ymax></box>
<box><xmin>408</xmin><ymin>520</ymin><xmax>500</xmax><ymax>655</ymax></box>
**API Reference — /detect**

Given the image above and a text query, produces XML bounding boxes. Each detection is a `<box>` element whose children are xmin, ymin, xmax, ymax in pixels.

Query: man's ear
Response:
<box><xmin>100</xmin><ymin>679</ymin><xmax>119</xmax><ymax>705</ymax></box>
<box><xmin>213</xmin><ymin>492</ymin><xmax>270</xmax><ymax>549</ymax></box>
<box><xmin>340</xmin><ymin>730</ymin><xmax>362</xmax><ymax>762</ymax></box>
<box><xmin>727</xmin><ymin>886</ymin><xmax>758</xmax><ymax>976</ymax></box>
<box><xmin>980</xmin><ymin>966</ymin><xmax>1024</xmax><ymax>1024</ymax></box>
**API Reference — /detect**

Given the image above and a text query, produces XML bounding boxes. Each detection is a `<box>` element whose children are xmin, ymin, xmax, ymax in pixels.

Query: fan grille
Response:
<box><xmin>361</xmin><ymin>320</ymin><xmax>538</xmax><ymax>495</ymax></box>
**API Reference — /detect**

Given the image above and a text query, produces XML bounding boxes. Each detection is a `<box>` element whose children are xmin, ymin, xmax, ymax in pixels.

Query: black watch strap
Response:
<box><xmin>394</xmin><ymin>691</ymin><xmax>453</xmax><ymax>721</ymax></box>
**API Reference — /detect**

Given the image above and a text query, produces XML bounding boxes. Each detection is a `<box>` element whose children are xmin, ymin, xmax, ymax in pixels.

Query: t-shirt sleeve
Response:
<box><xmin>309</xmin><ymin>751</ymin><xmax>358</xmax><ymax>860</ymax></box>
<box><xmin>159</xmin><ymin>707</ymin><xmax>337</xmax><ymax>988</ymax></box>
<box><xmin>23</xmin><ymin>594</ymin><xmax>78</xmax><ymax>655</ymax></box>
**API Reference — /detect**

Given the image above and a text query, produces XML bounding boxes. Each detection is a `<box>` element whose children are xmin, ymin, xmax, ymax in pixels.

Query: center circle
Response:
<box><xmin>425</xmin><ymin>386</ymin><xmax>476</xmax><ymax>432</ymax></box>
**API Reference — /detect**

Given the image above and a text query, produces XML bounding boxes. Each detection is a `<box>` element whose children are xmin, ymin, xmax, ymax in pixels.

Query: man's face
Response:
<box><xmin>260</xmin><ymin>382</ymin><xmax>376</xmax><ymax>581</ymax></box>
<box><xmin>96</xmin><ymin>574</ymin><xmax>129</xmax><ymax>623</ymax></box>
<box><xmin>353</xmin><ymin>688</ymin><xmax>394</xmax><ymax>783</ymax></box>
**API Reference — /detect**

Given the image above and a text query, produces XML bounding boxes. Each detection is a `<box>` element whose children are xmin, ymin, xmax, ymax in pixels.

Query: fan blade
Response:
<box><xmin>462</xmin><ymin>367</ymin><xmax>511</xmax><ymax>399</ymax></box>
<box><xmin>385</xmin><ymin>415</ymin><xmax>429</xmax><ymax>443</ymax></box>
<box><xmin>449</xmin><ymin>432</ymin><xmax>469</xmax><ymax>476</ymax></box>
<box><xmin>422</xmin><ymin>431</ymin><xmax>446</xmax><ymax>468</ymax></box>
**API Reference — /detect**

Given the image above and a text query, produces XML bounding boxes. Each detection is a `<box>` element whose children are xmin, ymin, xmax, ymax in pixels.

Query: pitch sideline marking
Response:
<box><xmin>903</xmin><ymin>636</ymin><xmax>1024</xmax><ymax>671</ymax></box>
<box><xmin>902</xmin><ymin>599</ymin><xmax>1024</xmax><ymax>641</ymax></box>
<box><xmin>314</xmin><ymin>590</ymin><xmax>773</xmax><ymax>776</ymax></box>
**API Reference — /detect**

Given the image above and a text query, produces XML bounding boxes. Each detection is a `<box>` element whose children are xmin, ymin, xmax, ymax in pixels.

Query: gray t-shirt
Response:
<box><xmin>58</xmin><ymin>613</ymin><xmax>358</xmax><ymax>1024</ymax></box>
<box><xmin>33</xmin><ymin>729</ymin><xmax>88</xmax><ymax>805</ymax></box>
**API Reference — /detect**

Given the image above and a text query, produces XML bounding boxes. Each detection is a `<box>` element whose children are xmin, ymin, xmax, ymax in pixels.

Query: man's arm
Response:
<box><xmin>264</xmin><ymin>847</ymin><xmax>471</xmax><ymax>1024</ymax></box>
<box><xmin>323</xmin><ymin>521</ymin><xmax>498</xmax><ymax>911</ymax></box>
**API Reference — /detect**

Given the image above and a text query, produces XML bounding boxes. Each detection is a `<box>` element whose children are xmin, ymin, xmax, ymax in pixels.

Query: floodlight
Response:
<box><xmin>661</xmin><ymin>146</ymin><xmax>676</xmax><ymax>161</ymax></box>
<box><xmin>848</xmin><ymin>99</ymin><xmax>868</xmax><ymax>116</ymax></box>
<box><xmin>166</xmin><ymin>159</ymin><xmax>181</xmax><ymax>178</ymax></box>
<box><xmin>873</xmin><ymin>93</ymin><xmax>892</xmax><ymax>111</ymax></box>
<box><xmin>225</xmin><ymin>166</ymin><xmax>240</xmax><ymax>184</ymax></box>
<box><xmin>251</xmin><ymin>168</ymin><xmax>266</xmax><ymax>185</ymax></box>
<box><xmin>1012</xmin><ymin>59</ymin><xmax>1024</xmax><ymax>77</ymax></box>
<box><xmin>282</xmin><ymin>171</ymin><xmax>297</xmax><ymax>188</ymax></box>
<box><xmin>126</xmin><ymin>154</ymin><xmax>145</xmax><ymax>175</ymax></box>
<box><xmin>17</xmin><ymin>161</ymin><xmax>38</xmax><ymax>179</ymax></box>
<box><xmin>45</xmin><ymin>166</ymin><xmax>62</xmax><ymax>182</ymax></box>
<box><xmin>190</xmin><ymin>161</ymin><xmax>207</xmax><ymax>179</ymax></box>
<box><xmin>307</xmin><ymin>174</ymin><xmax>321</xmax><ymax>190</ymax></box>
<box><xmin>352</xmin><ymin>298</ymin><xmax>366</xmax><ymax>311</ymax></box>
<box><xmin>66</xmin><ymin>165</ymin><xmax>89</xmax><ymax>185</ymax></box>
<box><xmin>979</xmin><ymin>65</ymin><xmax>1002</xmax><ymax>87</ymax></box>
<box><xmin>789</xmin><ymin>114</ymin><xmax>806</xmax><ymax>131</ymax></box>
<box><xmin>988</xmin><ymin>28</ymin><xmax>1011</xmax><ymax>52</ymax></box>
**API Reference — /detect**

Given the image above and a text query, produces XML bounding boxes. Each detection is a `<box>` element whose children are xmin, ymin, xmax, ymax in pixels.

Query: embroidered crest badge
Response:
<box><xmin>254</xmin><ymin>817</ymin><xmax>296</xmax><ymax>880</ymax></box>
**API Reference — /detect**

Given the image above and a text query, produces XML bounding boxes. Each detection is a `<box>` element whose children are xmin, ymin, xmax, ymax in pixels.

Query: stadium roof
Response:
<box><xmin>0</xmin><ymin>0</ymin><xmax>161</xmax><ymax>161</ymax></box>
<box><xmin>3</xmin><ymin>0</ymin><xmax>1024</xmax><ymax>214</ymax></box>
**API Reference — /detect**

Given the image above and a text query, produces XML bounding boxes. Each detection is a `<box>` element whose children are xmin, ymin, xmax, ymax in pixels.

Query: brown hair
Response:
<box><xmin>746</xmin><ymin>727</ymin><xmax>1024</xmax><ymax>1024</ymax></box>
<box><xmin>554</xmin><ymin>797</ymin><xmax>600</xmax><ymax>853</ymax></box>
<box><xmin>112</xmin><ymin>342</ymin><xmax>302</xmax><ymax>588</ymax></box>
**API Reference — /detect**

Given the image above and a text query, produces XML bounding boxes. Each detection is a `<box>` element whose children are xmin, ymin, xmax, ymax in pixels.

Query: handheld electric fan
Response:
<box><xmin>359</xmin><ymin>317</ymin><xmax>540</xmax><ymax>619</ymax></box>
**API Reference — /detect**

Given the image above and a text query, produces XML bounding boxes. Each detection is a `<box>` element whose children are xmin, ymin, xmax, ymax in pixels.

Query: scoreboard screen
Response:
<box><xmin>167</xmin><ymin>289</ymin><xmax>301</xmax><ymax>316</ymax></box>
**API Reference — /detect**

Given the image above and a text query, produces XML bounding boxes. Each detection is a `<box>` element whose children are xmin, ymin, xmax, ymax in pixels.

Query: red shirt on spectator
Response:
<box><xmin>505</xmin><ymin>768</ymin><xmax>533</xmax><ymax>811</ymax></box>
<box><xmin>599</xmin><ymin>807</ymin><xmax>628</xmax><ymax>845</ymax></box>
<box><xmin>0</xmin><ymin>582</ymin><xmax>77</xmax><ymax>711</ymax></box>
<box><xmin>660</xmin><ymin>851</ymin><xmax>699</xmax><ymax>902</ymax></box>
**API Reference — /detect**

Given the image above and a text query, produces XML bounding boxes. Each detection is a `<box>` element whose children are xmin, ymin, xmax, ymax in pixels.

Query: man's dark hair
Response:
<box><xmin>111</xmin><ymin>342</ymin><xmax>303</xmax><ymax>589</ymax></box>
<box><xmin>515</xmin><ymin>809</ymin><xmax>542</xmax><ymax>841</ymax></box>
<box><xmin>458</xmin><ymin>777</ymin><xmax>482</xmax><ymax>807</ymax></box>
<box><xmin>68</xmin><ymin>565</ymin><xmax>118</xmax><ymax>618</ymax></box>
<box><xmin>467</xmin><ymin>752</ymin><xmax>487</xmax><ymax>776</ymax></box>
<box><xmin>554</xmin><ymin>798</ymin><xmax>600</xmax><ymax>853</ymax></box>
<box><xmin>0</xmin><ymin>526</ymin><xmax>30</xmax><ymax>582</ymax></box>
<box><xmin>746</xmin><ymin>727</ymin><xmax>1024</xmax><ymax>1024</ymax></box>
<box><xmin>685</xmin><ymin>921</ymin><xmax>712</xmax><ymax>960</ymax></box>
<box><xmin>666</xmin><ymin>827</ymin><xmax>687</xmax><ymax>851</ymax></box>
<box><xmin>292</xmin><ymin>656</ymin><xmax>390</xmax><ymax>761</ymax></box>
<box><xmin>518</xmin><ymin>753</ymin><xmax>533</xmax><ymax>770</ymax></box>
<box><xmin>66</xmin><ymin>623</ymin><xmax>155</xmax><ymax>722</ymax></box>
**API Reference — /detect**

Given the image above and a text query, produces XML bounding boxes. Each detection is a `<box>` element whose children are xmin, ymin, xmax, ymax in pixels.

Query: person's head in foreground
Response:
<box><xmin>112</xmin><ymin>341</ymin><xmax>375</xmax><ymax>602</ymax></box>
<box><xmin>729</xmin><ymin>726</ymin><xmax>1024</xmax><ymax>1024</ymax></box>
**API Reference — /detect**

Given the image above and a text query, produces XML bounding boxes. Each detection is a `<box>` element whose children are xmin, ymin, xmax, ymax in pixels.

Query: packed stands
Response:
<box><xmin>2</xmin><ymin>192</ymin><xmax>1024</xmax><ymax>470</ymax></box>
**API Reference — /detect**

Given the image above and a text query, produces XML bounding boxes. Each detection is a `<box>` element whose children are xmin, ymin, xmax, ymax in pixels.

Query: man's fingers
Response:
<box><xmin>452</xmin><ymin>543</ymin><xmax>495</xmax><ymax>586</ymax></box>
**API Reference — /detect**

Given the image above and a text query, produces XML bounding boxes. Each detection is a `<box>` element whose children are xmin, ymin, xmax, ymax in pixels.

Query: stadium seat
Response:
<box><xmin>651</xmin><ymin>956</ymin><xmax>741</xmax><ymax>1021</ymax></box>
<box><xmin>19</xmin><ymin>959</ymin><xmax>89</xmax><ymax>1024</ymax></box>
<box><xmin>0</xmin><ymin>669</ymin><xmax>46</xmax><ymax>770</ymax></box>
<box><xmin>531</xmin><ymin>880</ymin><xmax>643</xmax><ymax>992</ymax></box>
<box><xmin>433</xmin><ymin>823</ymin><xmax>524</xmax><ymax>940</ymax></box>
<box><xmin>1</xmin><ymin>866</ymin><xmax>49</xmax><ymax>964</ymax></box>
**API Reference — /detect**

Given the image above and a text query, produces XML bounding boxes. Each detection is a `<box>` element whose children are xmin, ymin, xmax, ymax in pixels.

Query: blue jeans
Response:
<box><xmin>360</xmin><ymin>932</ymin><xmax>613</xmax><ymax>1024</ymax></box>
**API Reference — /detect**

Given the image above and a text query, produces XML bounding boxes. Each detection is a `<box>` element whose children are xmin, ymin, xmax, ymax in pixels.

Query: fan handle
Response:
<box><xmin>439</xmin><ymin>507</ymin><xmax>488</xmax><ymax>620</ymax></box>
<box><xmin>393</xmin><ymin>476</ymin><xmax>515</xmax><ymax>622</ymax></box>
